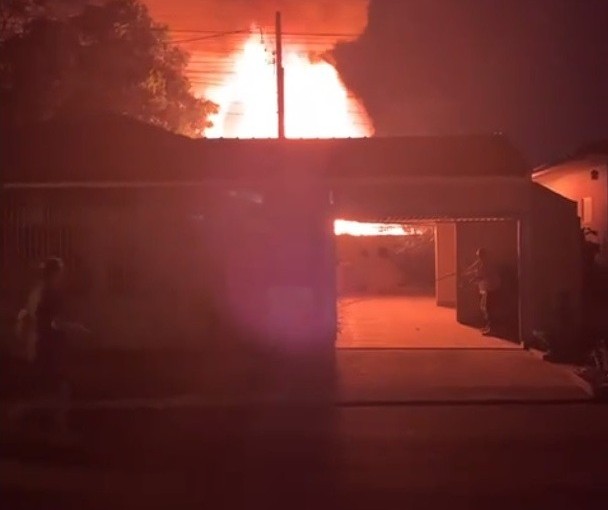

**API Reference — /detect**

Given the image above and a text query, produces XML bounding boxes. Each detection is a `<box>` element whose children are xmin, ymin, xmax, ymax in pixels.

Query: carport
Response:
<box><xmin>331</xmin><ymin>176</ymin><xmax>582</xmax><ymax>347</ymax></box>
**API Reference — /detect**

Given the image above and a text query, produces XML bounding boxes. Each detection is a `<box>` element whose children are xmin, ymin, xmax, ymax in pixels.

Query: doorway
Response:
<box><xmin>334</xmin><ymin>219</ymin><xmax>520</xmax><ymax>349</ymax></box>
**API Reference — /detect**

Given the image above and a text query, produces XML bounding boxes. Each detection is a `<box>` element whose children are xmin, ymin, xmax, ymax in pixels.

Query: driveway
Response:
<box><xmin>337</xmin><ymin>295</ymin><xmax>514</xmax><ymax>349</ymax></box>
<box><xmin>337</xmin><ymin>349</ymin><xmax>590</xmax><ymax>403</ymax></box>
<box><xmin>336</xmin><ymin>295</ymin><xmax>589</xmax><ymax>402</ymax></box>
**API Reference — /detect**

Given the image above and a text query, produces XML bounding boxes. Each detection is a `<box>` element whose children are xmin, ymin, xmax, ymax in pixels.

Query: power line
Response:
<box><xmin>168</xmin><ymin>28</ymin><xmax>361</xmax><ymax>38</ymax></box>
<box><xmin>171</xmin><ymin>29</ymin><xmax>250</xmax><ymax>44</ymax></box>
<box><xmin>168</xmin><ymin>25</ymin><xmax>369</xmax><ymax>126</ymax></box>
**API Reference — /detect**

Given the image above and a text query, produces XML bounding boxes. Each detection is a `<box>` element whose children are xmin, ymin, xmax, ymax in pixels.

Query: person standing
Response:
<box><xmin>465</xmin><ymin>248</ymin><xmax>501</xmax><ymax>336</ymax></box>
<box><xmin>15</xmin><ymin>257</ymin><xmax>88</xmax><ymax>440</ymax></box>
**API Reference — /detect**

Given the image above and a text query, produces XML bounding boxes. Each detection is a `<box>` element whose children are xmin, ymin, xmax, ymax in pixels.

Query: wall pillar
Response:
<box><xmin>518</xmin><ymin>218</ymin><xmax>534</xmax><ymax>347</ymax></box>
<box><xmin>435</xmin><ymin>222</ymin><xmax>457</xmax><ymax>307</ymax></box>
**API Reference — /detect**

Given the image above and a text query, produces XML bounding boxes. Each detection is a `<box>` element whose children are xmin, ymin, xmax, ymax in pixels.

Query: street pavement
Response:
<box><xmin>2</xmin><ymin>403</ymin><xmax>608</xmax><ymax>509</ymax></box>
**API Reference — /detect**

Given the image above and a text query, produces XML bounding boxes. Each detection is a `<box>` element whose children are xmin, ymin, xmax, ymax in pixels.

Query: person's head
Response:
<box><xmin>40</xmin><ymin>257</ymin><xmax>64</xmax><ymax>288</ymax></box>
<box><xmin>476</xmin><ymin>247</ymin><xmax>487</xmax><ymax>261</ymax></box>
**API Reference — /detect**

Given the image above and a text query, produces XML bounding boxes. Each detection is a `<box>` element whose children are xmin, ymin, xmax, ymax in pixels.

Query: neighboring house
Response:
<box><xmin>533</xmin><ymin>141</ymin><xmax>608</xmax><ymax>265</ymax></box>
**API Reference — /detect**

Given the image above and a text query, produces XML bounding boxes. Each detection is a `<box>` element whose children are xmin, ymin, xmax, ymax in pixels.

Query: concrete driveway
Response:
<box><xmin>337</xmin><ymin>295</ymin><xmax>515</xmax><ymax>349</ymax></box>
<box><xmin>337</xmin><ymin>349</ymin><xmax>590</xmax><ymax>403</ymax></box>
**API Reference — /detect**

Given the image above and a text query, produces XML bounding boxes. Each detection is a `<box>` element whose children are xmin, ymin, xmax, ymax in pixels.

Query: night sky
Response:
<box><xmin>336</xmin><ymin>0</ymin><xmax>608</xmax><ymax>165</ymax></box>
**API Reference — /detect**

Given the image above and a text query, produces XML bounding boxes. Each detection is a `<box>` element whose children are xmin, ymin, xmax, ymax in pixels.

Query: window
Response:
<box><xmin>580</xmin><ymin>197</ymin><xmax>593</xmax><ymax>225</ymax></box>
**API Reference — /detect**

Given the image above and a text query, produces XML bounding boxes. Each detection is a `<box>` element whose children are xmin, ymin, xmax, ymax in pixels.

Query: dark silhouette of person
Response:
<box><xmin>15</xmin><ymin>257</ymin><xmax>88</xmax><ymax>440</ymax></box>
<box><xmin>465</xmin><ymin>248</ymin><xmax>501</xmax><ymax>335</ymax></box>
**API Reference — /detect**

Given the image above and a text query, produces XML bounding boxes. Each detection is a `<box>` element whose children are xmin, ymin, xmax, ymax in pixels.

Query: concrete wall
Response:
<box><xmin>336</xmin><ymin>236</ymin><xmax>406</xmax><ymax>294</ymax></box>
<box><xmin>1</xmin><ymin>187</ymin><xmax>263</xmax><ymax>350</ymax></box>
<box><xmin>2</xmin><ymin>182</ymin><xmax>337</xmax><ymax>403</ymax></box>
<box><xmin>69</xmin><ymin>198</ymin><xmax>224</xmax><ymax>349</ymax></box>
<box><xmin>526</xmin><ymin>185</ymin><xmax>583</xmax><ymax>344</ymax></box>
<box><xmin>534</xmin><ymin>159</ymin><xmax>608</xmax><ymax>264</ymax></box>
<box><xmin>435</xmin><ymin>222</ymin><xmax>456</xmax><ymax>307</ymax></box>
<box><xmin>335</xmin><ymin>231</ymin><xmax>435</xmax><ymax>296</ymax></box>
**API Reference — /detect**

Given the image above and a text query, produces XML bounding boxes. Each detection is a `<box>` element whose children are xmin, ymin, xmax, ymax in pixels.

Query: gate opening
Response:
<box><xmin>334</xmin><ymin>219</ymin><xmax>520</xmax><ymax>349</ymax></box>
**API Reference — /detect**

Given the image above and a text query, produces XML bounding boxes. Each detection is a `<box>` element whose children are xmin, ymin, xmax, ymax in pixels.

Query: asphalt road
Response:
<box><xmin>2</xmin><ymin>402</ymin><xmax>608</xmax><ymax>509</ymax></box>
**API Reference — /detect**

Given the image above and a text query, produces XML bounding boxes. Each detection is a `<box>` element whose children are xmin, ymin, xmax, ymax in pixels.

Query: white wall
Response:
<box><xmin>336</xmin><ymin>236</ymin><xmax>406</xmax><ymax>294</ymax></box>
<box><xmin>435</xmin><ymin>222</ymin><xmax>456</xmax><ymax>307</ymax></box>
<box><xmin>534</xmin><ymin>158</ymin><xmax>608</xmax><ymax>264</ymax></box>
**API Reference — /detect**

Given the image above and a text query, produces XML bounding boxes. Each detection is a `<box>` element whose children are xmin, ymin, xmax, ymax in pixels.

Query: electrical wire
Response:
<box><xmin>168</xmin><ymin>28</ymin><xmax>361</xmax><ymax>37</ymax></box>
<box><xmin>171</xmin><ymin>29</ymin><xmax>251</xmax><ymax>44</ymax></box>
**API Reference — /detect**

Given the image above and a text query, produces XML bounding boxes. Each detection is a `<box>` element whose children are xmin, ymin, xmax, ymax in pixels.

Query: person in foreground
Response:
<box><xmin>14</xmin><ymin>257</ymin><xmax>89</xmax><ymax>442</ymax></box>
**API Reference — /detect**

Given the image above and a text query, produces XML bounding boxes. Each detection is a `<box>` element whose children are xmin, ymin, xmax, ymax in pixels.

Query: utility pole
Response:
<box><xmin>275</xmin><ymin>11</ymin><xmax>285</xmax><ymax>139</ymax></box>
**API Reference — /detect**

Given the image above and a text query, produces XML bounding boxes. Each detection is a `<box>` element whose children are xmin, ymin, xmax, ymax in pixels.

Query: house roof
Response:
<box><xmin>2</xmin><ymin>114</ymin><xmax>529</xmax><ymax>184</ymax></box>
<box><xmin>533</xmin><ymin>139</ymin><xmax>608</xmax><ymax>176</ymax></box>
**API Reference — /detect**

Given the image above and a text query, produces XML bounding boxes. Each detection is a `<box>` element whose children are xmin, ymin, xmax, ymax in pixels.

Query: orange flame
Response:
<box><xmin>334</xmin><ymin>220</ymin><xmax>418</xmax><ymax>236</ymax></box>
<box><xmin>204</xmin><ymin>33</ymin><xmax>373</xmax><ymax>138</ymax></box>
<box><xmin>203</xmin><ymin>32</ymin><xmax>388</xmax><ymax>234</ymax></box>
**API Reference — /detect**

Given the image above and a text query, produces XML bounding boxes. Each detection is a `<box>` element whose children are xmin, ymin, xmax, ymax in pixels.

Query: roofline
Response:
<box><xmin>2</xmin><ymin>175</ymin><xmax>529</xmax><ymax>190</ymax></box>
<box><xmin>329</xmin><ymin>175</ymin><xmax>527</xmax><ymax>185</ymax></box>
<box><xmin>1</xmin><ymin>181</ymin><xmax>223</xmax><ymax>189</ymax></box>
<box><xmin>533</xmin><ymin>159</ymin><xmax>590</xmax><ymax>178</ymax></box>
<box><xmin>533</xmin><ymin>148</ymin><xmax>608</xmax><ymax>177</ymax></box>
<box><xmin>532</xmin><ymin>166</ymin><xmax>557</xmax><ymax>178</ymax></box>
<box><xmin>340</xmin><ymin>215</ymin><xmax>520</xmax><ymax>223</ymax></box>
<box><xmin>532</xmin><ymin>153</ymin><xmax>577</xmax><ymax>176</ymax></box>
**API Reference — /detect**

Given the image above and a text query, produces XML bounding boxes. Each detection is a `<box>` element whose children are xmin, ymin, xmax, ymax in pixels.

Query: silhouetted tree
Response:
<box><xmin>0</xmin><ymin>0</ymin><xmax>215</xmax><ymax>136</ymax></box>
<box><xmin>0</xmin><ymin>0</ymin><xmax>47</xmax><ymax>41</ymax></box>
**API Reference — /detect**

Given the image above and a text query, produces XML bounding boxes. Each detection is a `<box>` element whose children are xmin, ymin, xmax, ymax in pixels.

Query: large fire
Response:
<box><xmin>334</xmin><ymin>220</ymin><xmax>417</xmax><ymax>237</ymax></box>
<box><xmin>203</xmin><ymin>32</ymin><xmax>372</xmax><ymax>139</ymax></box>
<box><xmin>191</xmin><ymin>25</ymin><xmax>383</xmax><ymax>234</ymax></box>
